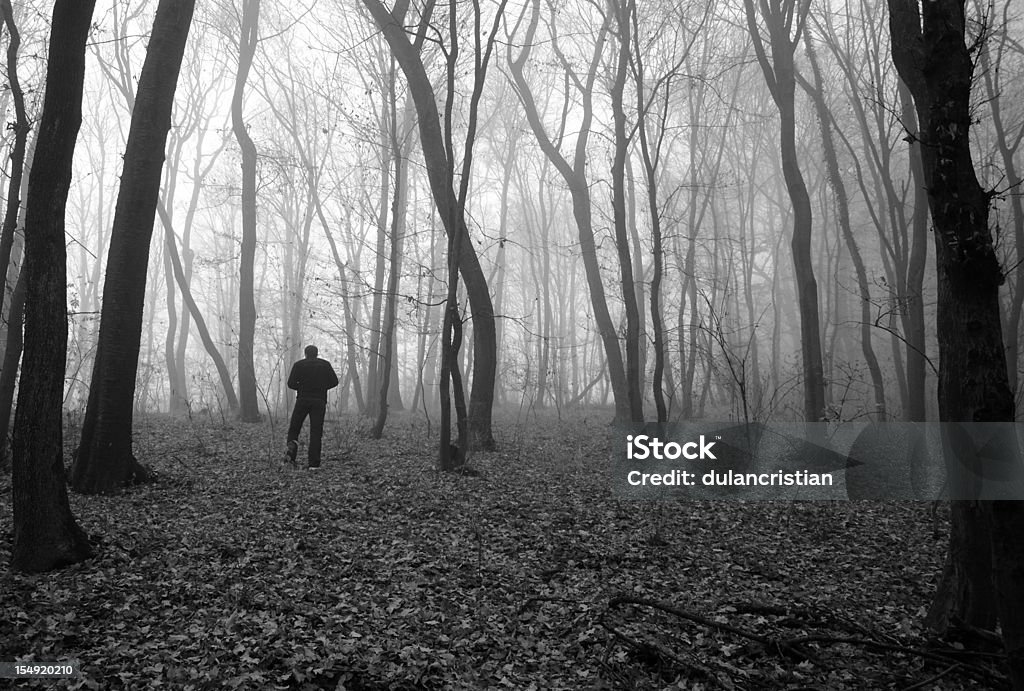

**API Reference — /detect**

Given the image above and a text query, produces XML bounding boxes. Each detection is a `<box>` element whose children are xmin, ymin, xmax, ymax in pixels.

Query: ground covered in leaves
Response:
<box><xmin>0</xmin><ymin>411</ymin><xmax>1006</xmax><ymax>689</ymax></box>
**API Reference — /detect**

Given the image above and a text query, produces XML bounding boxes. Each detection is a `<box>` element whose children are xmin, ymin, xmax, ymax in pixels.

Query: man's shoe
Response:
<box><xmin>285</xmin><ymin>441</ymin><xmax>298</xmax><ymax>466</ymax></box>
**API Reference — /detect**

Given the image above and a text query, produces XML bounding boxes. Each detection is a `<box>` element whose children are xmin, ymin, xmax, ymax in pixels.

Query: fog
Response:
<box><xmin>5</xmin><ymin>0</ymin><xmax>1023</xmax><ymax>426</ymax></box>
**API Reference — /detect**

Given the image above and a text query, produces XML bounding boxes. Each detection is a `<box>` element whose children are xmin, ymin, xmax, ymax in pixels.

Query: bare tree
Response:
<box><xmin>232</xmin><ymin>0</ymin><xmax>261</xmax><ymax>422</ymax></box>
<box><xmin>977</xmin><ymin>0</ymin><xmax>1024</xmax><ymax>393</ymax></box>
<box><xmin>744</xmin><ymin>0</ymin><xmax>827</xmax><ymax>423</ymax></box>
<box><xmin>11</xmin><ymin>0</ymin><xmax>95</xmax><ymax>571</ymax></box>
<box><xmin>608</xmin><ymin>0</ymin><xmax>644</xmax><ymax>422</ymax></box>
<box><xmin>797</xmin><ymin>33</ymin><xmax>886</xmax><ymax>418</ymax></box>
<box><xmin>71</xmin><ymin>0</ymin><xmax>196</xmax><ymax>493</ymax></box>
<box><xmin>888</xmin><ymin>0</ymin><xmax>1024</xmax><ymax>683</ymax></box>
<box><xmin>509</xmin><ymin>0</ymin><xmax>634</xmax><ymax>423</ymax></box>
<box><xmin>0</xmin><ymin>0</ymin><xmax>31</xmax><ymax>464</ymax></box>
<box><xmin>361</xmin><ymin>0</ymin><xmax>502</xmax><ymax>456</ymax></box>
<box><xmin>371</xmin><ymin>61</ymin><xmax>412</xmax><ymax>438</ymax></box>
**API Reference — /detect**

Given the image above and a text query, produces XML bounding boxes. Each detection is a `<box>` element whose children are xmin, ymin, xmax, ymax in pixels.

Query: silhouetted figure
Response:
<box><xmin>285</xmin><ymin>345</ymin><xmax>339</xmax><ymax>469</ymax></box>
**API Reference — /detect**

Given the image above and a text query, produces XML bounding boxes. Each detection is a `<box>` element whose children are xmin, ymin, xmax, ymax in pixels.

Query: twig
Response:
<box><xmin>783</xmin><ymin>635</ymin><xmax>1005</xmax><ymax>686</ymax></box>
<box><xmin>608</xmin><ymin>594</ymin><xmax>812</xmax><ymax>661</ymax></box>
<box><xmin>901</xmin><ymin>663</ymin><xmax>961</xmax><ymax>691</ymax></box>
<box><xmin>601</xmin><ymin>620</ymin><xmax>728</xmax><ymax>688</ymax></box>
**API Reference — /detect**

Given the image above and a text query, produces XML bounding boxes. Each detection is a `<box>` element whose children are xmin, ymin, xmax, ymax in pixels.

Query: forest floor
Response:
<box><xmin>0</xmin><ymin>409</ymin><xmax>1009</xmax><ymax>690</ymax></box>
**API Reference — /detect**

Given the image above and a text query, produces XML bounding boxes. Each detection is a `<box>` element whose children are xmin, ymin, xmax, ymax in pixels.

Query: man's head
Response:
<box><xmin>304</xmin><ymin>345</ymin><xmax>319</xmax><ymax>359</ymax></box>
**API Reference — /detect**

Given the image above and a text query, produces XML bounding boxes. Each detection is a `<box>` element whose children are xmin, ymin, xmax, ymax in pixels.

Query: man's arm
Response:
<box><xmin>287</xmin><ymin>362</ymin><xmax>300</xmax><ymax>390</ymax></box>
<box><xmin>326</xmin><ymin>362</ymin><xmax>339</xmax><ymax>390</ymax></box>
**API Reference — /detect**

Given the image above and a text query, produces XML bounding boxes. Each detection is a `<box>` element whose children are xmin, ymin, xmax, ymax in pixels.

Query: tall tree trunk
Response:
<box><xmin>978</xmin><ymin>25</ymin><xmax>1024</xmax><ymax>395</ymax></box>
<box><xmin>11</xmin><ymin>0</ymin><xmax>96</xmax><ymax>571</ymax></box>
<box><xmin>163</xmin><ymin>238</ymin><xmax>187</xmax><ymax>414</ymax></box>
<box><xmin>413</xmin><ymin>221</ymin><xmax>440</xmax><ymax>412</ymax></box>
<box><xmin>231</xmin><ymin>0</ymin><xmax>261</xmax><ymax>422</ymax></box>
<box><xmin>490</xmin><ymin>133</ymin><xmax>515</xmax><ymax>407</ymax></box>
<box><xmin>798</xmin><ymin>37</ymin><xmax>886</xmax><ymax>418</ymax></box>
<box><xmin>0</xmin><ymin>0</ymin><xmax>28</xmax><ymax>320</ymax></box>
<box><xmin>0</xmin><ymin>0</ymin><xmax>29</xmax><ymax>465</ymax></box>
<box><xmin>158</xmin><ymin>202</ymin><xmax>240</xmax><ymax>410</ymax></box>
<box><xmin>362</xmin><ymin>0</ymin><xmax>499</xmax><ymax>450</ymax></box>
<box><xmin>609</xmin><ymin>0</ymin><xmax>643</xmax><ymax>422</ymax></box>
<box><xmin>509</xmin><ymin>1</ymin><xmax>632</xmax><ymax>423</ymax></box>
<box><xmin>70</xmin><ymin>0</ymin><xmax>195</xmax><ymax>494</ymax></box>
<box><xmin>0</xmin><ymin>268</ymin><xmax>25</xmax><ymax>467</ymax></box>
<box><xmin>631</xmin><ymin>2</ymin><xmax>675</xmax><ymax>424</ymax></box>
<box><xmin>745</xmin><ymin>0</ymin><xmax>825</xmax><ymax>424</ymax></box>
<box><xmin>370</xmin><ymin>82</ymin><xmax>408</xmax><ymax>438</ymax></box>
<box><xmin>366</xmin><ymin>89</ymin><xmax>391</xmax><ymax>415</ymax></box>
<box><xmin>899</xmin><ymin>80</ymin><xmax>929</xmax><ymax>422</ymax></box>
<box><xmin>888</xmin><ymin>1</ymin><xmax>1024</xmax><ymax>684</ymax></box>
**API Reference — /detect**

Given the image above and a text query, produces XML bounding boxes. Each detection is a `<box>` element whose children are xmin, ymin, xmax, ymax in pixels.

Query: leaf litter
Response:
<box><xmin>0</xmin><ymin>411</ymin><xmax>1003</xmax><ymax>689</ymax></box>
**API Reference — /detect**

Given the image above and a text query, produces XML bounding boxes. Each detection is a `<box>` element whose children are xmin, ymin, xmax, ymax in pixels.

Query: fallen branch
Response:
<box><xmin>608</xmin><ymin>595</ymin><xmax>1007</xmax><ymax>688</ymax></box>
<box><xmin>901</xmin><ymin>663</ymin><xmax>961</xmax><ymax>691</ymax></box>
<box><xmin>783</xmin><ymin>635</ymin><xmax>1006</xmax><ymax>687</ymax></box>
<box><xmin>608</xmin><ymin>594</ymin><xmax>813</xmax><ymax>661</ymax></box>
<box><xmin>601</xmin><ymin>619</ymin><xmax>729</xmax><ymax>688</ymax></box>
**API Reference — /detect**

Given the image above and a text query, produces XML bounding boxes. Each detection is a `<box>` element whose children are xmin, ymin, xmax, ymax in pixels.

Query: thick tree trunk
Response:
<box><xmin>888</xmin><ymin>0</ymin><xmax>1024</xmax><ymax>684</ymax></box>
<box><xmin>11</xmin><ymin>0</ymin><xmax>95</xmax><ymax>571</ymax></box>
<box><xmin>978</xmin><ymin>34</ymin><xmax>1024</xmax><ymax>395</ymax></box>
<box><xmin>232</xmin><ymin>0</ymin><xmax>261</xmax><ymax>422</ymax></box>
<box><xmin>71</xmin><ymin>0</ymin><xmax>195</xmax><ymax>494</ymax></box>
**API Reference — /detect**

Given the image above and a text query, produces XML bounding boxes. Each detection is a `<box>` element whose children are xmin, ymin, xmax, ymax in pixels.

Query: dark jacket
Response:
<box><xmin>287</xmin><ymin>357</ymin><xmax>339</xmax><ymax>401</ymax></box>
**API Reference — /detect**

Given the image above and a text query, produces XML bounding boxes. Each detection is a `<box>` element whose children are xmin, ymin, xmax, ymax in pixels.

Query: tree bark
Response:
<box><xmin>70</xmin><ymin>0</ymin><xmax>195</xmax><ymax>494</ymax></box>
<box><xmin>11</xmin><ymin>0</ymin><xmax>95</xmax><ymax>571</ymax></box>
<box><xmin>888</xmin><ymin>0</ymin><xmax>1023</xmax><ymax>683</ymax></box>
<box><xmin>361</xmin><ymin>0</ymin><xmax>499</xmax><ymax>450</ymax></box>
<box><xmin>232</xmin><ymin>0</ymin><xmax>261</xmax><ymax>422</ymax></box>
<box><xmin>0</xmin><ymin>0</ymin><xmax>28</xmax><ymax>320</ymax></box>
<box><xmin>509</xmin><ymin>0</ymin><xmax>632</xmax><ymax>423</ymax></box>
<box><xmin>978</xmin><ymin>20</ymin><xmax>1024</xmax><ymax>394</ymax></box>
<box><xmin>744</xmin><ymin>0</ymin><xmax>826</xmax><ymax>423</ymax></box>
<box><xmin>798</xmin><ymin>37</ymin><xmax>886</xmax><ymax>418</ymax></box>
<box><xmin>158</xmin><ymin>202</ymin><xmax>240</xmax><ymax>410</ymax></box>
<box><xmin>899</xmin><ymin>79</ymin><xmax>930</xmax><ymax>422</ymax></box>
<box><xmin>608</xmin><ymin>0</ymin><xmax>643</xmax><ymax>422</ymax></box>
<box><xmin>0</xmin><ymin>0</ymin><xmax>29</xmax><ymax>465</ymax></box>
<box><xmin>0</xmin><ymin>268</ymin><xmax>25</xmax><ymax>468</ymax></box>
<box><xmin>370</xmin><ymin>78</ymin><xmax>408</xmax><ymax>438</ymax></box>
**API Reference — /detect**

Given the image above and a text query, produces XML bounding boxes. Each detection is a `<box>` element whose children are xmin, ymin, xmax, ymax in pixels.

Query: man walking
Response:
<box><xmin>285</xmin><ymin>345</ymin><xmax>339</xmax><ymax>469</ymax></box>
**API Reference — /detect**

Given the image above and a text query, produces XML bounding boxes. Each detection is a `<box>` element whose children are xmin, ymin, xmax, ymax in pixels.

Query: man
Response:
<box><xmin>285</xmin><ymin>345</ymin><xmax>339</xmax><ymax>469</ymax></box>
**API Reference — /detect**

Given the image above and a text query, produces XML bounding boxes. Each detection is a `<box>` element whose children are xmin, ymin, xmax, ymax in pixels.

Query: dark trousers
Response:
<box><xmin>287</xmin><ymin>398</ymin><xmax>326</xmax><ymax>467</ymax></box>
